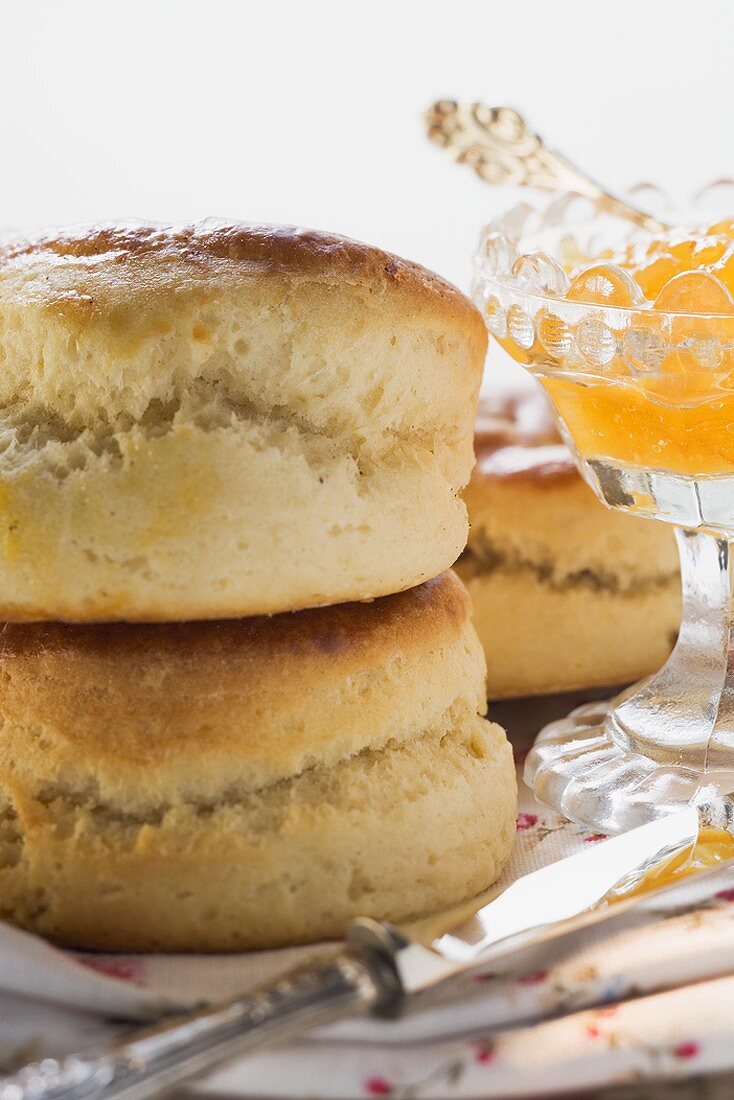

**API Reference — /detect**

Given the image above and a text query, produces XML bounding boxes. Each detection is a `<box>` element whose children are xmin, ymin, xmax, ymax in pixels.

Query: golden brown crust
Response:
<box><xmin>471</xmin><ymin>385</ymin><xmax>577</xmax><ymax>486</ymax></box>
<box><xmin>0</xmin><ymin>220</ymin><xmax>485</xmax><ymax>339</ymax></box>
<box><xmin>0</xmin><ymin>572</ymin><xmax>479</xmax><ymax>796</ymax></box>
<box><xmin>0</xmin><ymin>572</ymin><xmax>469</xmax><ymax>740</ymax></box>
<box><xmin>1</xmin><ymin>570</ymin><xmax>467</xmax><ymax>663</ymax></box>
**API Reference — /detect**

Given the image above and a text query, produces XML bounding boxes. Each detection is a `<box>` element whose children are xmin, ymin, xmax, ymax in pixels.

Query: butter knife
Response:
<box><xmin>3</xmin><ymin>802</ymin><xmax>733</xmax><ymax>1100</ymax></box>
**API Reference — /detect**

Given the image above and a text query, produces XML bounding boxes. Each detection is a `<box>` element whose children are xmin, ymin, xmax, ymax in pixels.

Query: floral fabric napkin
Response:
<box><xmin>2</xmin><ymin>693</ymin><xmax>734</xmax><ymax>1099</ymax></box>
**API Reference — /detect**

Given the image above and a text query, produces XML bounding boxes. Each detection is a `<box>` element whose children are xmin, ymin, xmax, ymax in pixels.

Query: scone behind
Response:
<box><xmin>0</xmin><ymin>222</ymin><xmax>486</xmax><ymax>621</ymax></box>
<box><xmin>0</xmin><ymin>572</ymin><xmax>516</xmax><ymax>951</ymax></box>
<box><xmin>457</xmin><ymin>387</ymin><xmax>681</xmax><ymax>698</ymax></box>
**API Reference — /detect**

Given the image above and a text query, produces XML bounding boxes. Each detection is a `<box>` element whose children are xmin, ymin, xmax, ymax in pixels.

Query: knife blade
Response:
<box><xmin>3</xmin><ymin>801</ymin><xmax>733</xmax><ymax>1100</ymax></box>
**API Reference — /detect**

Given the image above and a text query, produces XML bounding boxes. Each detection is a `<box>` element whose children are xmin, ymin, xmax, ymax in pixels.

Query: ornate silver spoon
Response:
<box><xmin>425</xmin><ymin>99</ymin><xmax>671</xmax><ymax>234</ymax></box>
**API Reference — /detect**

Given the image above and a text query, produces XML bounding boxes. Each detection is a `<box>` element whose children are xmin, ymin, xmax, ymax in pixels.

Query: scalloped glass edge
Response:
<box><xmin>472</xmin><ymin>187</ymin><xmax>734</xmax><ymax>379</ymax></box>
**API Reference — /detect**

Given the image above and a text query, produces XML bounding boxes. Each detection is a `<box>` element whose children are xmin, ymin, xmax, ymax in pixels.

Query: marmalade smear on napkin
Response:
<box><xmin>526</xmin><ymin>220</ymin><xmax>734</xmax><ymax>475</ymax></box>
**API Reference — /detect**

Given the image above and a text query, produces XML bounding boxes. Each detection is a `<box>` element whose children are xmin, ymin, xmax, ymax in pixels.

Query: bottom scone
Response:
<box><xmin>457</xmin><ymin>385</ymin><xmax>681</xmax><ymax>699</ymax></box>
<box><xmin>0</xmin><ymin>571</ymin><xmax>516</xmax><ymax>952</ymax></box>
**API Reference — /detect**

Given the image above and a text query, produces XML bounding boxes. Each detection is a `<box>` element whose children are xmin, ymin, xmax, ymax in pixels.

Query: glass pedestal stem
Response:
<box><xmin>611</xmin><ymin>529</ymin><xmax>734</xmax><ymax>769</ymax></box>
<box><xmin>525</xmin><ymin>528</ymin><xmax>734</xmax><ymax>831</ymax></box>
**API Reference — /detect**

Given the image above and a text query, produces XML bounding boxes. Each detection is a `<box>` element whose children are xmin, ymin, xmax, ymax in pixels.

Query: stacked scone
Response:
<box><xmin>0</xmin><ymin>222</ymin><xmax>517</xmax><ymax>951</ymax></box>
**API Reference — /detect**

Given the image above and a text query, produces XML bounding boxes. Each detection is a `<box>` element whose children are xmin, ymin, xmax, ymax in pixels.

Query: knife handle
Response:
<box><xmin>0</xmin><ymin>945</ymin><xmax>400</xmax><ymax>1100</ymax></box>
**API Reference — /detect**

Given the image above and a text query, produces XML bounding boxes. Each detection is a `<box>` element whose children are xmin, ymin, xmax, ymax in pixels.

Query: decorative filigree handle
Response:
<box><xmin>425</xmin><ymin>100</ymin><xmax>670</xmax><ymax>234</ymax></box>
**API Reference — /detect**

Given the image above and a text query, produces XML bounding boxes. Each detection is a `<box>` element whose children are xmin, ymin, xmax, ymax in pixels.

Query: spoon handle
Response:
<box><xmin>425</xmin><ymin>100</ymin><xmax>670</xmax><ymax>234</ymax></box>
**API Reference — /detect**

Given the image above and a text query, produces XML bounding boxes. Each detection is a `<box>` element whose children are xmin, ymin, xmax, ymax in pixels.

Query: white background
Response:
<box><xmin>1</xmin><ymin>0</ymin><xmax>732</xmax><ymax>293</ymax></box>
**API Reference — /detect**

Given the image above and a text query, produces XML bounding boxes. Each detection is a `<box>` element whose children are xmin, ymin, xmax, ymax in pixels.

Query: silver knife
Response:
<box><xmin>3</xmin><ymin>802</ymin><xmax>733</xmax><ymax>1100</ymax></box>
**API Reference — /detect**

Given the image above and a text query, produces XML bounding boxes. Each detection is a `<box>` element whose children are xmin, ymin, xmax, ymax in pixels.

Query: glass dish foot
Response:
<box><xmin>525</xmin><ymin>695</ymin><xmax>734</xmax><ymax>833</ymax></box>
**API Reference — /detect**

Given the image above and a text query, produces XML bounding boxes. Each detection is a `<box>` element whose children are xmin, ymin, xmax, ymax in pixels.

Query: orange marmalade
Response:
<box><xmin>529</xmin><ymin>220</ymin><xmax>734</xmax><ymax>475</ymax></box>
<box><xmin>612</xmin><ymin>827</ymin><xmax>734</xmax><ymax>902</ymax></box>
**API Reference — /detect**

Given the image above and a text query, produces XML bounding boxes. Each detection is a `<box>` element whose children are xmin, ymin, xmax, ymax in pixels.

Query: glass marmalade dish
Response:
<box><xmin>474</xmin><ymin>185</ymin><xmax>734</xmax><ymax>832</ymax></box>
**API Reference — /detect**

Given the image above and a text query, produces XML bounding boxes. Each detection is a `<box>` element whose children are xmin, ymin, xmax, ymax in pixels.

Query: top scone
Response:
<box><xmin>0</xmin><ymin>221</ymin><xmax>486</xmax><ymax>621</ymax></box>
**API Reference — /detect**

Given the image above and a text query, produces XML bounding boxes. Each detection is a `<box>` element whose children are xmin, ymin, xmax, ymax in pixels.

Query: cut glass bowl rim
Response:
<box><xmin>475</xmin><ymin>267</ymin><xmax>734</xmax><ymax>323</ymax></box>
<box><xmin>474</xmin><ymin>191</ymin><xmax>734</xmax><ymax>322</ymax></box>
